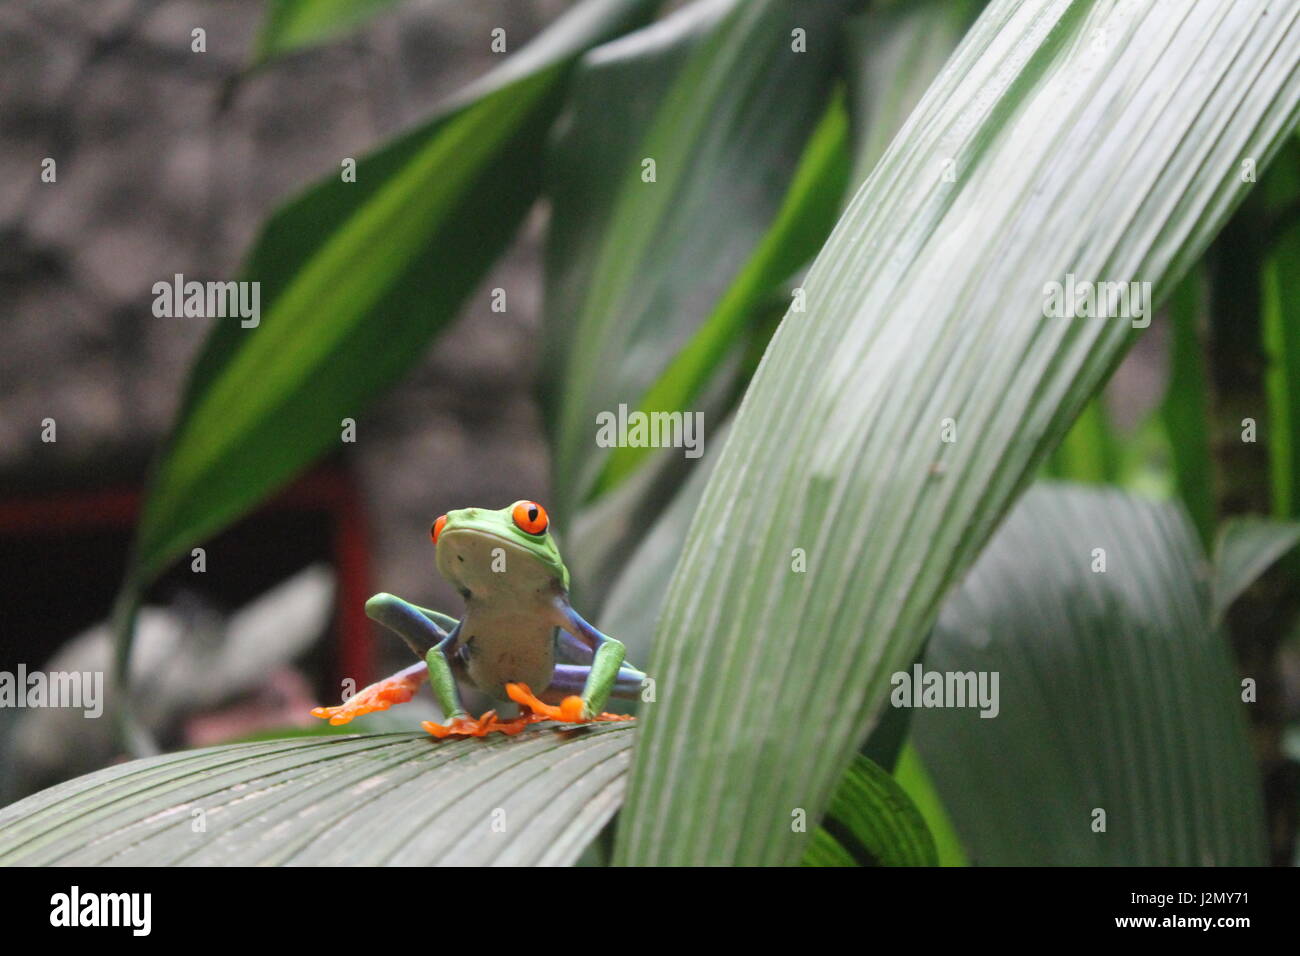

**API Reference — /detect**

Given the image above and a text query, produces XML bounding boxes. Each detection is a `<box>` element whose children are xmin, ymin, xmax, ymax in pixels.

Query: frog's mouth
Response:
<box><xmin>436</xmin><ymin>528</ymin><xmax>563</xmax><ymax>597</ymax></box>
<box><xmin>438</xmin><ymin>527</ymin><xmax>528</xmax><ymax>555</ymax></box>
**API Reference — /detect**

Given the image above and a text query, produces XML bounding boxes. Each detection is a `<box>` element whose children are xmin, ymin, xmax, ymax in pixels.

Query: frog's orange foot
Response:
<box><xmin>505</xmin><ymin>682</ymin><xmax>567</xmax><ymax>720</ymax></box>
<box><xmin>422</xmin><ymin>709</ymin><xmax>545</xmax><ymax>739</ymax></box>
<box><xmin>505</xmin><ymin>683</ymin><xmax>636</xmax><ymax>725</ymax></box>
<box><xmin>310</xmin><ymin>671</ymin><xmax>423</xmax><ymax>726</ymax></box>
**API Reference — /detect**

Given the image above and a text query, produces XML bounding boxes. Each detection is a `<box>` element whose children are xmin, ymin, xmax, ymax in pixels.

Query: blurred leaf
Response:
<box><xmin>802</xmin><ymin>755</ymin><xmax>937</xmax><ymax>867</ymax></box>
<box><xmin>913</xmin><ymin>484</ymin><xmax>1265</xmax><ymax>865</ymax></box>
<box><xmin>845</xmin><ymin>0</ymin><xmax>984</xmax><ymax>182</ymax></box>
<box><xmin>1264</xmin><ymin>218</ymin><xmax>1300</xmax><ymax>519</ymax></box>
<box><xmin>8</xmin><ymin>566</ymin><xmax>333</xmax><ymax>801</ymax></box>
<box><xmin>115</xmin><ymin>0</ymin><xmax>657</xmax><ymax>697</ymax></box>
<box><xmin>600</xmin><ymin>0</ymin><xmax>975</xmax><ymax>648</ymax></box>
<box><xmin>1117</xmin><ymin>414</ymin><xmax>1177</xmax><ymax>497</ymax></box>
<box><xmin>594</xmin><ymin>93</ymin><xmax>853</xmax><ymax>494</ymax></box>
<box><xmin>1044</xmin><ymin>395</ymin><xmax>1119</xmax><ymax>483</ymax></box>
<box><xmin>892</xmin><ymin>743</ymin><xmax>968</xmax><ymax>866</ymax></box>
<box><xmin>616</xmin><ymin>0</ymin><xmax>1300</xmax><ymax>865</ymax></box>
<box><xmin>1211</xmin><ymin>515</ymin><xmax>1300</xmax><ymax>625</ymax></box>
<box><xmin>542</xmin><ymin>0</ymin><xmax>853</xmax><ymax>519</ymax></box>
<box><xmin>0</xmin><ymin>725</ymin><xmax>634</xmax><ymax>866</ymax></box>
<box><xmin>254</xmin><ymin>0</ymin><xmax>407</xmax><ymax>63</ymax></box>
<box><xmin>801</xmin><ymin>828</ymin><xmax>859</xmax><ymax>866</ymax></box>
<box><xmin>1160</xmin><ymin>264</ymin><xmax>1214</xmax><ymax>544</ymax></box>
<box><xmin>599</xmin><ymin>419</ymin><xmax>724</xmax><ymax>663</ymax></box>
<box><xmin>858</xmin><ymin>663</ymin><xmax>916</xmax><ymax>771</ymax></box>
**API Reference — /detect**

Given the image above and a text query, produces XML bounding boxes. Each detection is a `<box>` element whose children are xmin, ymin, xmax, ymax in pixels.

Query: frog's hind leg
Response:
<box><xmin>311</xmin><ymin>661</ymin><xmax>428</xmax><ymax>725</ymax></box>
<box><xmin>544</xmin><ymin>664</ymin><xmax>646</xmax><ymax>702</ymax></box>
<box><xmin>539</xmin><ymin>604</ymin><xmax>636</xmax><ymax>721</ymax></box>
<box><xmin>505</xmin><ymin>664</ymin><xmax>642</xmax><ymax>725</ymax></box>
<box><xmin>312</xmin><ymin>592</ymin><xmax>466</xmax><ymax>727</ymax></box>
<box><xmin>555</xmin><ymin>628</ymin><xmax>595</xmax><ymax>664</ymax></box>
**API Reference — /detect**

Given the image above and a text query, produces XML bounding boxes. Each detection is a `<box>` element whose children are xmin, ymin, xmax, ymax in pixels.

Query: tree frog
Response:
<box><xmin>311</xmin><ymin>501</ymin><xmax>645</xmax><ymax>738</ymax></box>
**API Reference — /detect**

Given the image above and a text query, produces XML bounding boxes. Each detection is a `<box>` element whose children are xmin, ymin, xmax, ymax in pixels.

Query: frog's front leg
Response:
<box><xmin>363</xmin><ymin>592</ymin><xmax>457</xmax><ymax>658</ymax></box>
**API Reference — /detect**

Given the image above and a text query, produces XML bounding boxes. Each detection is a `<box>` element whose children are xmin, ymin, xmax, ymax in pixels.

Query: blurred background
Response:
<box><xmin>0</xmin><ymin>0</ymin><xmax>569</xmax><ymax>798</ymax></box>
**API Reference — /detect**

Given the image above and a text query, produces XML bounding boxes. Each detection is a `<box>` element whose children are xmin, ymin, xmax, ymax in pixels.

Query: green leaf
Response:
<box><xmin>0</xmin><ymin>726</ymin><xmax>634</xmax><ymax>865</ymax></box>
<box><xmin>1160</xmin><ymin>264</ymin><xmax>1215</xmax><ymax>544</ymax></box>
<box><xmin>123</xmin><ymin>0</ymin><xmax>657</xmax><ymax>595</ymax></box>
<box><xmin>1044</xmin><ymin>395</ymin><xmax>1120</xmax><ymax>484</ymax></box>
<box><xmin>1264</xmin><ymin>212</ymin><xmax>1300</xmax><ymax>519</ymax></box>
<box><xmin>801</xmin><ymin>828</ymin><xmax>859</xmax><ymax>866</ymax></box>
<box><xmin>1211</xmin><ymin>515</ymin><xmax>1300</xmax><ymax>625</ymax></box>
<box><xmin>593</xmin><ymin>91</ymin><xmax>853</xmax><ymax>494</ymax></box>
<box><xmin>803</xmin><ymin>755</ymin><xmax>937</xmax><ymax>867</ymax></box>
<box><xmin>616</xmin><ymin>0</ymin><xmax>1300</xmax><ymax>866</ymax></box>
<box><xmin>913</xmin><ymin>484</ymin><xmax>1265</xmax><ymax>865</ymax></box>
<box><xmin>542</xmin><ymin>0</ymin><xmax>853</xmax><ymax>519</ymax></box>
<box><xmin>845</xmin><ymin>0</ymin><xmax>985</xmax><ymax>183</ymax></box>
<box><xmin>599</xmin><ymin>0</ymin><xmax>975</xmax><ymax>646</ymax></box>
<box><xmin>599</xmin><ymin>421</ymin><xmax>724</xmax><ymax>663</ymax></box>
<box><xmin>254</xmin><ymin>0</ymin><xmax>407</xmax><ymax>63</ymax></box>
<box><xmin>892</xmin><ymin>743</ymin><xmax>968</xmax><ymax>866</ymax></box>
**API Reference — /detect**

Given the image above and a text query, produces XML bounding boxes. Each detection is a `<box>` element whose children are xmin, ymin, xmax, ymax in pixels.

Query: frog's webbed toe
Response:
<box><xmin>310</xmin><ymin>663</ymin><xmax>427</xmax><ymax>725</ymax></box>
<box><xmin>422</xmin><ymin>708</ymin><xmax>546</xmax><ymax>738</ymax></box>
<box><xmin>505</xmin><ymin>682</ymin><xmax>635</xmax><ymax>725</ymax></box>
<box><xmin>419</xmin><ymin>680</ymin><xmax>634</xmax><ymax>740</ymax></box>
<box><xmin>422</xmin><ymin>713</ymin><xmax>494</xmax><ymax>738</ymax></box>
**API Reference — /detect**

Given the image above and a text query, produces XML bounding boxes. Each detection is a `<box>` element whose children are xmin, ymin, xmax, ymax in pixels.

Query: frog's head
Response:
<box><xmin>431</xmin><ymin>500</ymin><xmax>569</xmax><ymax>599</ymax></box>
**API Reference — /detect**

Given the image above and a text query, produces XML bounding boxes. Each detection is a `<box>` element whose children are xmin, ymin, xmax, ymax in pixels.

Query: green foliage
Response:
<box><xmin>594</xmin><ymin>93</ymin><xmax>853</xmax><ymax>495</ymax></box>
<box><xmin>615</xmin><ymin>0</ymin><xmax>1300</xmax><ymax>866</ymax></box>
<box><xmin>1045</xmin><ymin>396</ymin><xmax>1121</xmax><ymax>485</ymax></box>
<box><xmin>254</xmin><ymin>0</ymin><xmax>408</xmax><ymax>63</ymax></box>
<box><xmin>845</xmin><ymin>0</ymin><xmax>984</xmax><ymax>181</ymax></box>
<box><xmin>803</xmin><ymin>755</ymin><xmax>938</xmax><ymax>866</ymax></box>
<box><xmin>1211</xmin><ymin>516</ymin><xmax>1300</xmax><ymax>626</ymax></box>
<box><xmin>50</xmin><ymin>0</ymin><xmax>1300</xmax><ymax>866</ymax></box>
<box><xmin>0</xmin><ymin>727</ymin><xmax>634</xmax><ymax>865</ymax></box>
<box><xmin>1265</xmin><ymin>218</ymin><xmax>1300</xmax><ymax>518</ymax></box>
<box><xmin>542</xmin><ymin>0</ymin><xmax>854</xmax><ymax>519</ymax></box>
<box><xmin>915</xmin><ymin>484</ymin><xmax>1265</xmax><ymax>865</ymax></box>
<box><xmin>891</xmin><ymin>744</ymin><xmax>968</xmax><ymax>867</ymax></box>
<box><xmin>1160</xmin><ymin>266</ymin><xmax>1215</xmax><ymax>545</ymax></box>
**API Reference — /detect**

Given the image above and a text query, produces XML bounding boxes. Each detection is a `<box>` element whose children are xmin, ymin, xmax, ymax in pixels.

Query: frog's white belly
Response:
<box><xmin>459</xmin><ymin>603</ymin><xmax>556</xmax><ymax>700</ymax></box>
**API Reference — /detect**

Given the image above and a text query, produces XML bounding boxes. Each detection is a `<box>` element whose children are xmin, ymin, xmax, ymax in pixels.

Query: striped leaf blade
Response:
<box><xmin>0</xmin><ymin>725</ymin><xmax>634</xmax><ymax>866</ymax></box>
<box><xmin>914</xmin><ymin>484</ymin><xmax>1264</xmax><ymax>865</ymax></box>
<box><xmin>616</xmin><ymin>0</ymin><xmax>1300</xmax><ymax>866</ymax></box>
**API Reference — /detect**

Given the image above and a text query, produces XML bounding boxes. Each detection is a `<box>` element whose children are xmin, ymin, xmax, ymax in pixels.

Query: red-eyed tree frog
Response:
<box><xmin>311</xmin><ymin>501</ymin><xmax>645</xmax><ymax>738</ymax></box>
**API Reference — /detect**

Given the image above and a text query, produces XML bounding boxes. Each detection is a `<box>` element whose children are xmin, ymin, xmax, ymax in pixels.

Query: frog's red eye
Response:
<box><xmin>430</xmin><ymin>514</ymin><xmax>447</xmax><ymax>545</ymax></box>
<box><xmin>511</xmin><ymin>500</ymin><xmax>548</xmax><ymax>536</ymax></box>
